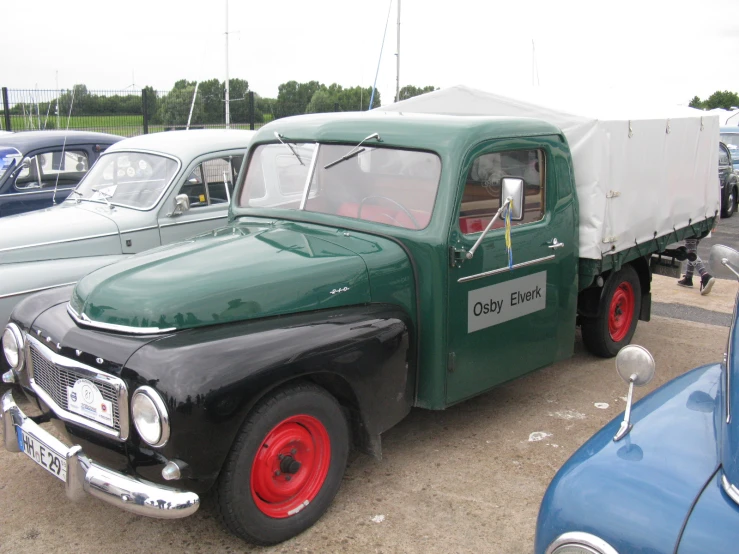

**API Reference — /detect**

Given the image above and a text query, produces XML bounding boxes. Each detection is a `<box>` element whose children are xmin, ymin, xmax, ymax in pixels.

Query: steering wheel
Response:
<box><xmin>358</xmin><ymin>196</ymin><xmax>421</xmax><ymax>229</ymax></box>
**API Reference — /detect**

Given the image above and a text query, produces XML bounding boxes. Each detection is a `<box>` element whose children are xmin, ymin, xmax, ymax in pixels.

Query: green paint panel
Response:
<box><xmin>71</xmin><ymin>222</ymin><xmax>372</xmax><ymax>330</ymax></box>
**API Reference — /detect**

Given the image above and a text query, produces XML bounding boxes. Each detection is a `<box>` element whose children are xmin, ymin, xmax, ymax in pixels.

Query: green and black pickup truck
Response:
<box><xmin>1</xmin><ymin>107</ymin><xmax>719</xmax><ymax>544</ymax></box>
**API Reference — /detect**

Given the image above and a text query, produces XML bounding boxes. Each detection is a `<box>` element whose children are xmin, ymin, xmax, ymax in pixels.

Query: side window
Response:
<box><xmin>179</xmin><ymin>155</ymin><xmax>243</xmax><ymax>208</ymax></box>
<box><xmin>16</xmin><ymin>150</ymin><xmax>89</xmax><ymax>189</ymax></box>
<box><xmin>459</xmin><ymin>149</ymin><xmax>545</xmax><ymax>234</ymax></box>
<box><xmin>720</xmin><ymin>144</ymin><xmax>731</xmax><ymax>166</ymax></box>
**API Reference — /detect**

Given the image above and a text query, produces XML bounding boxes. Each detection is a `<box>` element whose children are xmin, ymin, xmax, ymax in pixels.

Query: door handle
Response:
<box><xmin>548</xmin><ymin>238</ymin><xmax>565</xmax><ymax>249</ymax></box>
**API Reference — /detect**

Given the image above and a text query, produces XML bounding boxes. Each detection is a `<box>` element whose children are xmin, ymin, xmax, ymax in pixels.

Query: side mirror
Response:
<box><xmin>172</xmin><ymin>194</ymin><xmax>190</xmax><ymax>216</ymax></box>
<box><xmin>613</xmin><ymin>345</ymin><xmax>656</xmax><ymax>442</ymax></box>
<box><xmin>709</xmin><ymin>244</ymin><xmax>739</xmax><ymax>280</ymax></box>
<box><xmin>501</xmin><ymin>177</ymin><xmax>524</xmax><ymax>221</ymax></box>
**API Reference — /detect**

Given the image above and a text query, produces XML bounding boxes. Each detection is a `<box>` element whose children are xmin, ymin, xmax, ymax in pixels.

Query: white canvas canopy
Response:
<box><xmin>383</xmin><ymin>85</ymin><xmax>720</xmax><ymax>260</ymax></box>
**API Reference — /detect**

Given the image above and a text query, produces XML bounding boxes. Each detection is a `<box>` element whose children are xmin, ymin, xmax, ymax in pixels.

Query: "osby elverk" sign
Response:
<box><xmin>467</xmin><ymin>271</ymin><xmax>547</xmax><ymax>333</ymax></box>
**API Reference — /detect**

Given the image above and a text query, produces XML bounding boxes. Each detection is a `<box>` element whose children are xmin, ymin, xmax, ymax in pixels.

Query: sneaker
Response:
<box><xmin>677</xmin><ymin>276</ymin><xmax>693</xmax><ymax>288</ymax></box>
<box><xmin>700</xmin><ymin>274</ymin><xmax>716</xmax><ymax>296</ymax></box>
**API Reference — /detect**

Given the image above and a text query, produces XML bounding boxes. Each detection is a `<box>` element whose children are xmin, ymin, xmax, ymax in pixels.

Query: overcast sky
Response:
<box><xmin>4</xmin><ymin>0</ymin><xmax>739</xmax><ymax>107</ymax></box>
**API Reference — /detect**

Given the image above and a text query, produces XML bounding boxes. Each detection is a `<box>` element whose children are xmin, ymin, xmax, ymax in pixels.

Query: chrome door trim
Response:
<box><xmin>25</xmin><ymin>334</ymin><xmax>129</xmax><ymax>441</ymax></box>
<box><xmin>158</xmin><ymin>214</ymin><xmax>228</xmax><ymax>228</ymax></box>
<box><xmin>120</xmin><ymin>225</ymin><xmax>158</xmax><ymax>234</ymax></box>
<box><xmin>723</xmin><ymin>474</ymin><xmax>739</xmax><ymax>507</ymax></box>
<box><xmin>0</xmin><ymin>232</ymin><xmax>119</xmax><ymax>253</ymax></box>
<box><xmin>67</xmin><ymin>303</ymin><xmax>176</xmax><ymax>334</ymax></box>
<box><xmin>0</xmin><ymin>281</ymin><xmax>77</xmax><ymax>300</ymax></box>
<box><xmin>457</xmin><ymin>254</ymin><xmax>555</xmax><ymax>283</ymax></box>
<box><xmin>0</xmin><ymin>187</ymin><xmax>75</xmax><ymax>198</ymax></box>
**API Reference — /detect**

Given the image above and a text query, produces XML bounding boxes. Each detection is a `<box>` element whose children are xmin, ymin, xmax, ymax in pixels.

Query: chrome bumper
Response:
<box><xmin>1</xmin><ymin>390</ymin><xmax>199</xmax><ymax>519</ymax></box>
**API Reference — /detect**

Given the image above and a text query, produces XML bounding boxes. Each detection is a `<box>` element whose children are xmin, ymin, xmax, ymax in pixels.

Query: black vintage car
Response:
<box><xmin>0</xmin><ymin>131</ymin><xmax>123</xmax><ymax>217</ymax></box>
<box><xmin>720</xmin><ymin>141</ymin><xmax>738</xmax><ymax>218</ymax></box>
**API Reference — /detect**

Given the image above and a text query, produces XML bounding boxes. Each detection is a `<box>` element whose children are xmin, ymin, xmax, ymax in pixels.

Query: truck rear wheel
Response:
<box><xmin>581</xmin><ymin>265</ymin><xmax>641</xmax><ymax>358</ymax></box>
<box><xmin>215</xmin><ymin>383</ymin><xmax>350</xmax><ymax>545</ymax></box>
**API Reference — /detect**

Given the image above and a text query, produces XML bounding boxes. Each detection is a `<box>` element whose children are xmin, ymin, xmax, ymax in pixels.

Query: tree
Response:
<box><xmin>689</xmin><ymin>96</ymin><xmax>704</xmax><ymax>109</ymax></box>
<box><xmin>306</xmin><ymin>88</ymin><xmax>335</xmax><ymax>113</ymax></box>
<box><xmin>704</xmin><ymin>90</ymin><xmax>739</xmax><ymax>110</ymax></box>
<box><xmin>158</xmin><ymin>84</ymin><xmax>201</xmax><ymax>127</ymax></box>
<box><xmin>398</xmin><ymin>85</ymin><xmax>436</xmax><ymax>102</ymax></box>
<box><xmin>275</xmin><ymin>81</ymin><xmax>322</xmax><ymax>118</ymax></box>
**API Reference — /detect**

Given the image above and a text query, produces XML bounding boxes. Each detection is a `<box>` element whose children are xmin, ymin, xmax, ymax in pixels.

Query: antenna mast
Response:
<box><xmin>395</xmin><ymin>0</ymin><xmax>401</xmax><ymax>102</ymax></box>
<box><xmin>224</xmin><ymin>0</ymin><xmax>231</xmax><ymax>128</ymax></box>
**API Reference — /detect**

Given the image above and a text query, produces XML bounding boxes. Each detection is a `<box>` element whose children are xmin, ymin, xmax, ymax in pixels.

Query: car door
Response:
<box><xmin>0</xmin><ymin>147</ymin><xmax>91</xmax><ymax>217</ymax></box>
<box><xmin>445</xmin><ymin>139</ymin><xmax>577</xmax><ymax>404</ymax></box>
<box><xmin>158</xmin><ymin>152</ymin><xmax>244</xmax><ymax>244</ymax></box>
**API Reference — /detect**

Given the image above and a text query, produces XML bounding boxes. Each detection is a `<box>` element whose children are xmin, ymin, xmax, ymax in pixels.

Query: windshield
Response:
<box><xmin>71</xmin><ymin>151</ymin><xmax>179</xmax><ymax>210</ymax></box>
<box><xmin>239</xmin><ymin>143</ymin><xmax>441</xmax><ymax>230</ymax></box>
<box><xmin>722</xmin><ymin>134</ymin><xmax>739</xmax><ymax>147</ymax></box>
<box><xmin>0</xmin><ymin>147</ymin><xmax>22</xmax><ymax>180</ymax></box>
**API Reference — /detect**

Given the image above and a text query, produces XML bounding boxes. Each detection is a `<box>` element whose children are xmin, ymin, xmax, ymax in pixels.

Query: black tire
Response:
<box><xmin>214</xmin><ymin>382</ymin><xmax>350</xmax><ymax>545</ymax></box>
<box><xmin>581</xmin><ymin>264</ymin><xmax>642</xmax><ymax>358</ymax></box>
<box><xmin>722</xmin><ymin>186</ymin><xmax>736</xmax><ymax>218</ymax></box>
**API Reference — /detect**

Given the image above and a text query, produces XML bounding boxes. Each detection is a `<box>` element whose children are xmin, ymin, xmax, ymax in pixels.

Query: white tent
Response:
<box><xmin>383</xmin><ymin>85</ymin><xmax>720</xmax><ymax>260</ymax></box>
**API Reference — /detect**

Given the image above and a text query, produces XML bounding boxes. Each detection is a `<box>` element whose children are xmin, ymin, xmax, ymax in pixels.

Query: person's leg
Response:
<box><xmin>678</xmin><ymin>238</ymin><xmax>698</xmax><ymax>286</ymax></box>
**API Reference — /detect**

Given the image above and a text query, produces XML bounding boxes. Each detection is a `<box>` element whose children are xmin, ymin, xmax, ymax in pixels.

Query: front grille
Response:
<box><xmin>30</xmin><ymin>344</ymin><xmax>121</xmax><ymax>433</ymax></box>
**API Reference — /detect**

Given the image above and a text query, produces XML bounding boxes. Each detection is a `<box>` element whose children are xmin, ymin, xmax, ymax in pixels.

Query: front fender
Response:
<box><xmin>0</xmin><ymin>255</ymin><xmax>127</xmax><ymax>327</ymax></box>
<box><xmin>123</xmin><ymin>303</ymin><xmax>415</xmax><ymax>492</ymax></box>
<box><xmin>535</xmin><ymin>363</ymin><xmax>723</xmax><ymax>554</ymax></box>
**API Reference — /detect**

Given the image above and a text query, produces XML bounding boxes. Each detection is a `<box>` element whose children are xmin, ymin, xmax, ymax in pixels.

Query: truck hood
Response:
<box><xmin>69</xmin><ymin>222</ymin><xmax>371</xmax><ymax>332</ymax></box>
<box><xmin>535</xmin><ymin>364</ymin><xmax>723</xmax><ymax>554</ymax></box>
<box><xmin>0</xmin><ymin>202</ymin><xmax>121</xmax><ymax>264</ymax></box>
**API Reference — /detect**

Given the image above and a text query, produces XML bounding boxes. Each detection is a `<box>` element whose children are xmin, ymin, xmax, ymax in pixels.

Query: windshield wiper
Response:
<box><xmin>91</xmin><ymin>186</ymin><xmax>115</xmax><ymax>209</ymax></box>
<box><xmin>324</xmin><ymin>133</ymin><xmax>382</xmax><ymax>169</ymax></box>
<box><xmin>274</xmin><ymin>132</ymin><xmax>305</xmax><ymax>166</ymax></box>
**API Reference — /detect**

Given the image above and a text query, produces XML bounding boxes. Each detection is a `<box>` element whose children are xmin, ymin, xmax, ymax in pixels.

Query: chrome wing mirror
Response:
<box><xmin>501</xmin><ymin>177</ymin><xmax>524</xmax><ymax>221</ymax></box>
<box><xmin>709</xmin><ymin>244</ymin><xmax>739</xmax><ymax>280</ymax></box>
<box><xmin>172</xmin><ymin>194</ymin><xmax>190</xmax><ymax>216</ymax></box>
<box><xmin>466</xmin><ymin>178</ymin><xmax>525</xmax><ymax>260</ymax></box>
<box><xmin>613</xmin><ymin>345</ymin><xmax>655</xmax><ymax>442</ymax></box>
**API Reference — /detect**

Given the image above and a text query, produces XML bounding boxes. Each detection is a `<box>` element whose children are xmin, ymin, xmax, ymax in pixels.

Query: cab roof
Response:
<box><xmin>253</xmin><ymin>111</ymin><xmax>563</xmax><ymax>154</ymax></box>
<box><xmin>106</xmin><ymin>129</ymin><xmax>255</xmax><ymax>160</ymax></box>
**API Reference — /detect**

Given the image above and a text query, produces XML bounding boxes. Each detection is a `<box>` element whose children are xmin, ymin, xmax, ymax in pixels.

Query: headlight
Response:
<box><xmin>131</xmin><ymin>386</ymin><xmax>170</xmax><ymax>447</ymax></box>
<box><xmin>2</xmin><ymin>323</ymin><xmax>24</xmax><ymax>370</ymax></box>
<box><xmin>546</xmin><ymin>532</ymin><xmax>618</xmax><ymax>554</ymax></box>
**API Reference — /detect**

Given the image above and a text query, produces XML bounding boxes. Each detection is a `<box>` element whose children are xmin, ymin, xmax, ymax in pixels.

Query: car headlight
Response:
<box><xmin>2</xmin><ymin>323</ymin><xmax>24</xmax><ymax>370</ymax></box>
<box><xmin>546</xmin><ymin>532</ymin><xmax>618</xmax><ymax>554</ymax></box>
<box><xmin>131</xmin><ymin>386</ymin><xmax>170</xmax><ymax>447</ymax></box>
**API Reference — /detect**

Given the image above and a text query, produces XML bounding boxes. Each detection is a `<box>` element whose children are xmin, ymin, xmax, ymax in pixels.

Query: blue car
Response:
<box><xmin>0</xmin><ymin>131</ymin><xmax>123</xmax><ymax>217</ymax></box>
<box><xmin>535</xmin><ymin>244</ymin><xmax>739</xmax><ymax>554</ymax></box>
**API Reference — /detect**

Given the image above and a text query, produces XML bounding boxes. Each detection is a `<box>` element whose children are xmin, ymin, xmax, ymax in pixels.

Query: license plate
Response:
<box><xmin>17</xmin><ymin>427</ymin><xmax>67</xmax><ymax>482</ymax></box>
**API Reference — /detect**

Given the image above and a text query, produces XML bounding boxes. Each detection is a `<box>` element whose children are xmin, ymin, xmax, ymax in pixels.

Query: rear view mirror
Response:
<box><xmin>172</xmin><ymin>194</ymin><xmax>190</xmax><ymax>216</ymax></box>
<box><xmin>709</xmin><ymin>244</ymin><xmax>739</xmax><ymax>280</ymax></box>
<box><xmin>501</xmin><ymin>177</ymin><xmax>524</xmax><ymax>221</ymax></box>
<box><xmin>613</xmin><ymin>345</ymin><xmax>656</xmax><ymax>442</ymax></box>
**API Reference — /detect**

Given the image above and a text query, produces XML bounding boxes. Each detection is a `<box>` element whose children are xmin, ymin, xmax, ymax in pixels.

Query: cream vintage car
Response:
<box><xmin>0</xmin><ymin>129</ymin><xmax>254</xmax><ymax>359</ymax></box>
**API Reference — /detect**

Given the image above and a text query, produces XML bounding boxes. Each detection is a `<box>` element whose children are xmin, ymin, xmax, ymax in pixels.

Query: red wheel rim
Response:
<box><xmin>251</xmin><ymin>415</ymin><xmax>331</xmax><ymax>518</ymax></box>
<box><xmin>608</xmin><ymin>282</ymin><xmax>635</xmax><ymax>342</ymax></box>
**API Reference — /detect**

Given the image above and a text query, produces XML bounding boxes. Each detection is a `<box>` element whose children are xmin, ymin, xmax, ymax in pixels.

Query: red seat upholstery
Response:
<box><xmin>337</xmin><ymin>202</ymin><xmax>430</xmax><ymax>229</ymax></box>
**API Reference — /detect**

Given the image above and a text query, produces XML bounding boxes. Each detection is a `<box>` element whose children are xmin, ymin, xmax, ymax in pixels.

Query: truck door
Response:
<box><xmin>446</xmin><ymin>141</ymin><xmax>576</xmax><ymax>404</ymax></box>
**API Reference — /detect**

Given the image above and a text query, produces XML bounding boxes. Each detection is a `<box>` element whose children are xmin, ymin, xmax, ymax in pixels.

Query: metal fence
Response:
<box><xmin>0</xmin><ymin>87</ymin><xmax>329</xmax><ymax>137</ymax></box>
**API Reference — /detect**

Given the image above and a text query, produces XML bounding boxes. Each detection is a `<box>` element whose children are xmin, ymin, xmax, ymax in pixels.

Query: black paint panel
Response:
<box><xmin>124</xmin><ymin>304</ymin><xmax>413</xmax><ymax>491</ymax></box>
<box><xmin>11</xmin><ymin>297</ymin><xmax>413</xmax><ymax>494</ymax></box>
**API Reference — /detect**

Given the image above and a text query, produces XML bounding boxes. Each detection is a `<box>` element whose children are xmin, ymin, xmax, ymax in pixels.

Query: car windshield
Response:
<box><xmin>722</xmin><ymin>134</ymin><xmax>739</xmax><ymax>150</ymax></box>
<box><xmin>0</xmin><ymin>147</ymin><xmax>22</xmax><ymax>180</ymax></box>
<box><xmin>71</xmin><ymin>151</ymin><xmax>179</xmax><ymax>210</ymax></box>
<box><xmin>239</xmin><ymin>142</ymin><xmax>441</xmax><ymax>230</ymax></box>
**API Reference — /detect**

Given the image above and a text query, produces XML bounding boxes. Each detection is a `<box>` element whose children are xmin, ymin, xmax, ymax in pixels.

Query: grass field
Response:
<box><xmin>1</xmin><ymin>115</ymin><xmax>267</xmax><ymax>137</ymax></box>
